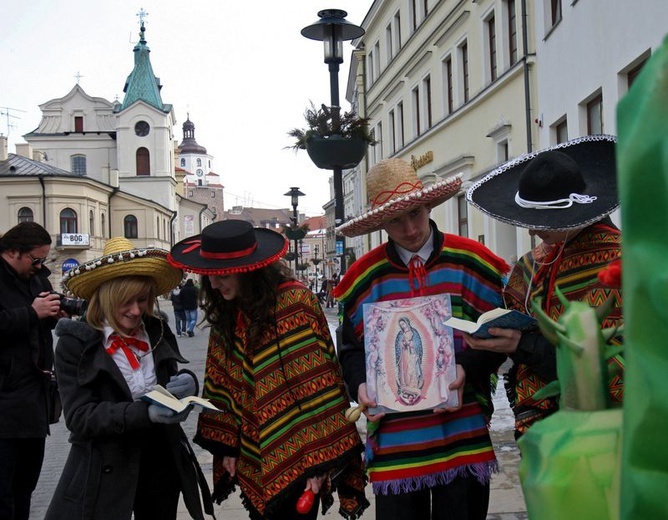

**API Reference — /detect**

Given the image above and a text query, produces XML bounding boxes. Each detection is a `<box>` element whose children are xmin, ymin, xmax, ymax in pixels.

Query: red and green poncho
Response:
<box><xmin>334</xmin><ymin>229</ymin><xmax>509</xmax><ymax>494</ymax></box>
<box><xmin>195</xmin><ymin>281</ymin><xmax>368</xmax><ymax>519</ymax></box>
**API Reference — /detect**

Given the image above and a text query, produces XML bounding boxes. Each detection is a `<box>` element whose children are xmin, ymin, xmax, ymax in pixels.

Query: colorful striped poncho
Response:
<box><xmin>194</xmin><ymin>281</ymin><xmax>368</xmax><ymax>519</ymax></box>
<box><xmin>334</xmin><ymin>225</ymin><xmax>509</xmax><ymax>494</ymax></box>
<box><xmin>503</xmin><ymin>222</ymin><xmax>624</xmax><ymax>436</ymax></box>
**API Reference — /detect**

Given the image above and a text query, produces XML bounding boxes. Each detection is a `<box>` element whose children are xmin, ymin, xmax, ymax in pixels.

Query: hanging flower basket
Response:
<box><xmin>306</xmin><ymin>135</ymin><xmax>368</xmax><ymax>170</ymax></box>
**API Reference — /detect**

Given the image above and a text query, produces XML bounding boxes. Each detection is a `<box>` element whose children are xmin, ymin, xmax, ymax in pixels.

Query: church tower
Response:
<box><xmin>114</xmin><ymin>12</ymin><xmax>177</xmax><ymax>210</ymax></box>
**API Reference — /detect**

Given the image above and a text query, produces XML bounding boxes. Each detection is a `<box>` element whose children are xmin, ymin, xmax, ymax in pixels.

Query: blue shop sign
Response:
<box><xmin>62</xmin><ymin>258</ymin><xmax>79</xmax><ymax>274</ymax></box>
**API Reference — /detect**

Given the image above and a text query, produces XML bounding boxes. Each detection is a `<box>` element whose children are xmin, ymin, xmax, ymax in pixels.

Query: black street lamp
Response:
<box><xmin>302</xmin><ymin>9</ymin><xmax>364</xmax><ymax>275</ymax></box>
<box><xmin>284</xmin><ymin>187</ymin><xmax>305</xmax><ymax>275</ymax></box>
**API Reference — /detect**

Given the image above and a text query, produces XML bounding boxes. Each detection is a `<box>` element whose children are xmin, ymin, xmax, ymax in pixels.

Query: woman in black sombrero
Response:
<box><xmin>465</xmin><ymin>135</ymin><xmax>624</xmax><ymax>439</ymax></box>
<box><xmin>168</xmin><ymin>220</ymin><xmax>368</xmax><ymax>520</ymax></box>
<box><xmin>45</xmin><ymin>237</ymin><xmax>213</xmax><ymax>520</ymax></box>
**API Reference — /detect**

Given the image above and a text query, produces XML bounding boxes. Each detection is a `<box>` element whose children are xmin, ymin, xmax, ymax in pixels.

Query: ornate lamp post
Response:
<box><xmin>301</xmin><ymin>9</ymin><xmax>364</xmax><ymax>275</ymax></box>
<box><xmin>284</xmin><ymin>187</ymin><xmax>305</xmax><ymax>275</ymax></box>
<box><xmin>312</xmin><ymin>244</ymin><xmax>322</xmax><ymax>284</ymax></box>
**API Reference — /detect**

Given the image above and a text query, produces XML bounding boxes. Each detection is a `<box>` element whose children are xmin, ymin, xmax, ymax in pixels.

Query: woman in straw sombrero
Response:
<box><xmin>466</xmin><ymin>135</ymin><xmax>624</xmax><ymax>439</ymax></box>
<box><xmin>45</xmin><ymin>237</ymin><xmax>213</xmax><ymax>520</ymax></box>
<box><xmin>168</xmin><ymin>219</ymin><xmax>369</xmax><ymax>520</ymax></box>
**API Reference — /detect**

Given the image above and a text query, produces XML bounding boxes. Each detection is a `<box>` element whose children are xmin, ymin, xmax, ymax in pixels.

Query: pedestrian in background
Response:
<box><xmin>333</xmin><ymin>158</ymin><xmax>510</xmax><ymax>520</ymax></box>
<box><xmin>45</xmin><ymin>237</ymin><xmax>212</xmax><ymax>520</ymax></box>
<box><xmin>0</xmin><ymin>222</ymin><xmax>61</xmax><ymax>520</ymax></box>
<box><xmin>168</xmin><ymin>219</ymin><xmax>369</xmax><ymax>520</ymax></box>
<box><xmin>180</xmin><ymin>278</ymin><xmax>199</xmax><ymax>337</ymax></box>
<box><xmin>466</xmin><ymin>135</ymin><xmax>623</xmax><ymax>438</ymax></box>
<box><xmin>170</xmin><ymin>282</ymin><xmax>186</xmax><ymax>337</ymax></box>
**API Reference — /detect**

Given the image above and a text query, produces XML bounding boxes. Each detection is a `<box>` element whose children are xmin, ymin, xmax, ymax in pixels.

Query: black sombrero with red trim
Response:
<box><xmin>168</xmin><ymin>220</ymin><xmax>288</xmax><ymax>275</ymax></box>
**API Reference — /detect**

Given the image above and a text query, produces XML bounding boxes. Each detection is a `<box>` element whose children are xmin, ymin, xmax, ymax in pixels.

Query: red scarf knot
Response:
<box><xmin>107</xmin><ymin>334</ymin><xmax>149</xmax><ymax>370</ymax></box>
<box><xmin>408</xmin><ymin>255</ymin><xmax>428</xmax><ymax>297</ymax></box>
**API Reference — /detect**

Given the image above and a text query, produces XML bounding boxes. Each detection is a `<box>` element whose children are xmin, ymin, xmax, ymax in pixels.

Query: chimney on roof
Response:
<box><xmin>0</xmin><ymin>135</ymin><xmax>7</xmax><ymax>161</ymax></box>
<box><xmin>15</xmin><ymin>143</ymin><xmax>34</xmax><ymax>159</ymax></box>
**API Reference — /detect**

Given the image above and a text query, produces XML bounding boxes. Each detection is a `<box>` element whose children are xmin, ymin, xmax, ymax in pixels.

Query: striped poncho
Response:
<box><xmin>503</xmin><ymin>221</ymin><xmax>624</xmax><ymax>436</ymax></box>
<box><xmin>194</xmin><ymin>281</ymin><xmax>368</xmax><ymax>519</ymax></box>
<box><xmin>334</xmin><ymin>224</ymin><xmax>509</xmax><ymax>494</ymax></box>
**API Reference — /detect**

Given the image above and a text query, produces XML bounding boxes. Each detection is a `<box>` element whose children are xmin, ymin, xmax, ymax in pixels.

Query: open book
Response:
<box><xmin>141</xmin><ymin>385</ymin><xmax>219</xmax><ymax>413</ymax></box>
<box><xmin>444</xmin><ymin>308</ymin><xmax>537</xmax><ymax>339</ymax></box>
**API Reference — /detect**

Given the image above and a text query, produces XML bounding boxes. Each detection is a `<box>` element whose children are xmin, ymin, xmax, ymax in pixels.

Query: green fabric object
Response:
<box><xmin>616</xmin><ymin>34</ymin><xmax>668</xmax><ymax>519</ymax></box>
<box><xmin>518</xmin><ymin>409</ymin><xmax>622</xmax><ymax>520</ymax></box>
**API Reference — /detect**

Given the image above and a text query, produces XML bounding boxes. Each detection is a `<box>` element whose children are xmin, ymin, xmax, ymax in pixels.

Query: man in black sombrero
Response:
<box><xmin>333</xmin><ymin>158</ymin><xmax>512</xmax><ymax>520</ymax></box>
<box><xmin>466</xmin><ymin>134</ymin><xmax>624</xmax><ymax>439</ymax></box>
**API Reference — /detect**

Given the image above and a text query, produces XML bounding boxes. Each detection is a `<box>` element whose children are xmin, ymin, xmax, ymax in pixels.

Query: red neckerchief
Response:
<box><xmin>408</xmin><ymin>254</ymin><xmax>428</xmax><ymax>297</ymax></box>
<box><xmin>107</xmin><ymin>334</ymin><xmax>149</xmax><ymax>370</ymax></box>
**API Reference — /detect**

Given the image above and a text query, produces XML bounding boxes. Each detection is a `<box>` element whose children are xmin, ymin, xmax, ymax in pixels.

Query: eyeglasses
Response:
<box><xmin>27</xmin><ymin>253</ymin><xmax>49</xmax><ymax>266</ymax></box>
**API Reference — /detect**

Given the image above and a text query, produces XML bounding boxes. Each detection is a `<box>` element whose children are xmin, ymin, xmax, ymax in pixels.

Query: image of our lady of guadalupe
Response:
<box><xmin>394</xmin><ymin>317</ymin><xmax>424</xmax><ymax>405</ymax></box>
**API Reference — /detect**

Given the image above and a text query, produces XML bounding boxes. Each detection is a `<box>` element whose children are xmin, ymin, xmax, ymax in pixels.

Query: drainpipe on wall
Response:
<box><xmin>169</xmin><ymin>210</ymin><xmax>177</xmax><ymax>247</ymax></box>
<box><xmin>521</xmin><ymin>0</ymin><xmax>534</xmax><ymax>153</ymax></box>
<box><xmin>108</xmin><ymin>187</ymin><xmax>120</xmax><ymax>238</ymax></box>
<box><xmin>38</xmin><ymin>174</ymin><xmax>47</xmax><ymax>226</ymax></box>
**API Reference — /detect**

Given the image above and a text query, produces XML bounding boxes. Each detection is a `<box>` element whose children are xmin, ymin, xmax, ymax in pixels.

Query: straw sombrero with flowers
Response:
<box><xmin>336</xmin><ymin>158</ymin><xmax>463</xmax><ymax>237</ymax></box>
<box><xmin>168</xmin><ymin>219</ymin><xmax>288</xmax><ymax>276</ymax></box>
<box><xmin>63</xmin><ymin>237</ymin><xmax>184</xmax><ymax>300</ymax></box>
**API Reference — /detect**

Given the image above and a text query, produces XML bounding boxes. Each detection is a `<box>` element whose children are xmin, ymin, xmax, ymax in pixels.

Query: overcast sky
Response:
<box><xmin>1</xmin><ymin>0</ymin><xmax>372</xmax><ymax>216</ymax></box>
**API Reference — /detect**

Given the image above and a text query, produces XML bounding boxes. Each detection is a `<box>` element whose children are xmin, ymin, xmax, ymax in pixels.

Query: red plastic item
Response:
<box><xmin>296</xmin><ymin>489</ymin><xmax>315</xmax><ymax>514</ymax></box>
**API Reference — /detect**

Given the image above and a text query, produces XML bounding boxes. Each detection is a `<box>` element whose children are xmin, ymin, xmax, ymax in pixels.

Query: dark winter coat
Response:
<box><xmin>0</xmin><ymin>258</ymin><xmax>57</xmax><ymax>439</ymax></box>
<box><xmin>45</xmin><ymin>315</ymin><xmax>211</xmax><ymax>520</ymax></box>
<box><xmin>179</xmin><ymin>280</ymin><xmax>199</xmax><ymax>311</ymax></box>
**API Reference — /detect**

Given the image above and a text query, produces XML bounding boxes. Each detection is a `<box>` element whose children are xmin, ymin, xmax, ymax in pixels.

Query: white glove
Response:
<box><xmin>165</xmin><ymin>373</ymin><xmax>197</xmax><ymax>399</ymax></box>
<box><xmin>147</xmin><ymin>404</ymin><xmax>192</xmax><ymax>424</ymax></box>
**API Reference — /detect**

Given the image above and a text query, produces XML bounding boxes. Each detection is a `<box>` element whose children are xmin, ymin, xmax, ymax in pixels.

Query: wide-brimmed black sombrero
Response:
<box><xmin>168</xmin><ymin>220</ymin><xmax>288</xmax><ymax>275</ymax></box>
<box><xmin>466</xmin><ymin>134</ymin><xmax>618</xmax><ymax>231</ymax></box>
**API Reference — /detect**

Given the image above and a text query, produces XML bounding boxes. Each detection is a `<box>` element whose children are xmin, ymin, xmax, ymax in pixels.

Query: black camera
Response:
<box><xmin>47</xmin><ymin>291</ymin><xmax>87</xmax><ymax>316</ymax></box>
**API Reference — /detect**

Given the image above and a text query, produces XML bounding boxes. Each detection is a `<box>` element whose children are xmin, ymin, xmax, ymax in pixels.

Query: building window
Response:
<box><xmin>411</xmin><ymin>0</ymin><xmax>418</xmax><ymax>31</ymax></box>
<box><xmin>386</xmin><ymin>23</ymin><xmax>394</xmax><ymax>62</ymax></box>
<box><xmin>136</xmin><ymin>147</ymin><xmax>150</xmax><ymax>176</ymax></box>
<box><xmin>397</xmin><ymin>101</ymin><xmax>405</xmax><ymax>148</ymax></box>
<box><xmin>627</xmin><ymin>58</ymin><xmax>647</xmax><ymax>89</ymax></box>
<box><xmin>180</xmin><ymin>158</ymin><xmax>185</xmax><ymax>167</ymax></box>
<box><xmin>71</xmin><ymin>155</ymin><xmax>87</xmax><ymax>175</ymax></box>
<box><xmin>18</xmin><ymin>207</ymin><xmax>33</xmax><ymax>223</ymax></box>
<box><xmin>89</xmin><ymin>210</ymin><xmax>94</xmax><ymax>235</ymax></box>
<box><xmin>197</xmin><ymin>158</ymin><xmax>202</xmax><ymax>167</ymax></box>
<box><xmin>423</xmin><ymin>75</ymin><xmax>432</xmax><ymax>129</ymax></box>
<box><xmin>101</xmin><ymin>213</ymin><xmax>106</xmax><ymax>238</ymax></box>
<box><xmin>507</xmin><ymin>0</ymin><xmax>518</xmax><ymax>66</ymax></box>
<box><xmin>388</xmin><ymin>109</ymin><xmax>396</xmax><ymax>154</ymax></box>
<box><xmin>367</xmin><ymin>50</ymin><xmax>375</xmax><ymax>87</ymax></box>
<box><xmin>487</xmin><ymin>14</ymin><xmax>497</xmax><ymax>81</ymax></box>
<box><xmin>157</xmin><ymin>216</ymin><xmax>161</xmax><ymax>239</ymax></box>
<box><xmin>74</xmin><ymin>116</ymin><xmax>84</xmax><ymax>133</ymax></box>
<box><xmin>460</xmin><ymin>41</ymin><xmax>470</xmax><ymax>103</ymax></box>
<box><xmin>394</xmin><ymin>11</ymin><xmax>402</xmax><ymax>53</ymax></box>
<box><xmin>373</xmin><ymin>41</ymin><xmax>381</xmax><ymax>77</ymax></box>
<box><xmin>555</xmin><ymin>119</ymin><xmax>568</xmax><ymax>143</ymax></box>
<box><xmin>550</xmin><ymin>0</ymin><xmax>562</xmax><ymax>28</ymax></box>
<box><xmin>60</xmin><ymin>208</ymin><xmax>78</xmax><ymax>234</ymax></box>
<box><xmin>457</xmin><ymin>195</ymin><xmax>468</xmax><ymax>238</ymax></box>
<box><xmin>443</xmin><ymin>56</ymin><xmax>454</xmax><ymax>114</ymax></box>
<box><xmin>124</xmin><ymin>215</ymin><xmax>138</xmax><ymax>239</ymax></box>
<box><xmin>412</xmin><ymin>86</ymin><xmax>421</xmax><ymax>136</ymax></box>
<box><xmin>587</xmin><ymin>94</ymin><xmax>603</xmax><ymax>134</ymax></box>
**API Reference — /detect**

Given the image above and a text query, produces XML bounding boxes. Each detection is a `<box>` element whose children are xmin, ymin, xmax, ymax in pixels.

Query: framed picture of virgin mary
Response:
<box><xmin>362</xmin><ymin>294</ymin><xmax>459</xmax><ymax>414</ymax></box>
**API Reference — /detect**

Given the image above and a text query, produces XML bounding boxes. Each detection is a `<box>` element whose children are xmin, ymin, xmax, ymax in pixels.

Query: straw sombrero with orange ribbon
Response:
<box><xmin>63</xmin><ymin>237</ymin><xmax>183</xmax><ymax>300</ymax></box>
<box><xmin>336</xmin><ymin>158</ymin><xmax>463</xmax><ymax>237</ymax></box>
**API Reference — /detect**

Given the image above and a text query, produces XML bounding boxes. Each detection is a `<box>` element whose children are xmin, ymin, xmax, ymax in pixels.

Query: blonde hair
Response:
<box><xmin>86</xmin><ymin>276</ymin><xmax>156</xmax><ymax>332</ymax></box>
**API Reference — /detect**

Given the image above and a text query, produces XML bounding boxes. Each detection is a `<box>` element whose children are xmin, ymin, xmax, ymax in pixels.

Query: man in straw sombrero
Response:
<box><xmin>465</xmin><ymin>134</ymin><xmax>624</xmax><ymax>439</ymax></box>
<box><xmin>332</xmin><ymin>158</ymin><xmax>512</xmax><ymax>520</ymax></box>
<box><xmin>45</xmin><ymin>237</ymin><xmax>213</xmax><ymax>520</ymax></box>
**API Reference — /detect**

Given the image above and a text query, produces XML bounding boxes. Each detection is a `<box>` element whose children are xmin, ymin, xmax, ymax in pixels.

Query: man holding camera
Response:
<box><xmin>0</xmin><ymin>221</ymin><xmax>61</xmax><ymax>519</ymax></box>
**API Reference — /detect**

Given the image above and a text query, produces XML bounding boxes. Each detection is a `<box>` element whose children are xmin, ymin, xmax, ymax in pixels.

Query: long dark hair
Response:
<box><xmin>200</xmin><ymin>261</ymin><xmax>294</xmax><ymax>348</ymax></box>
